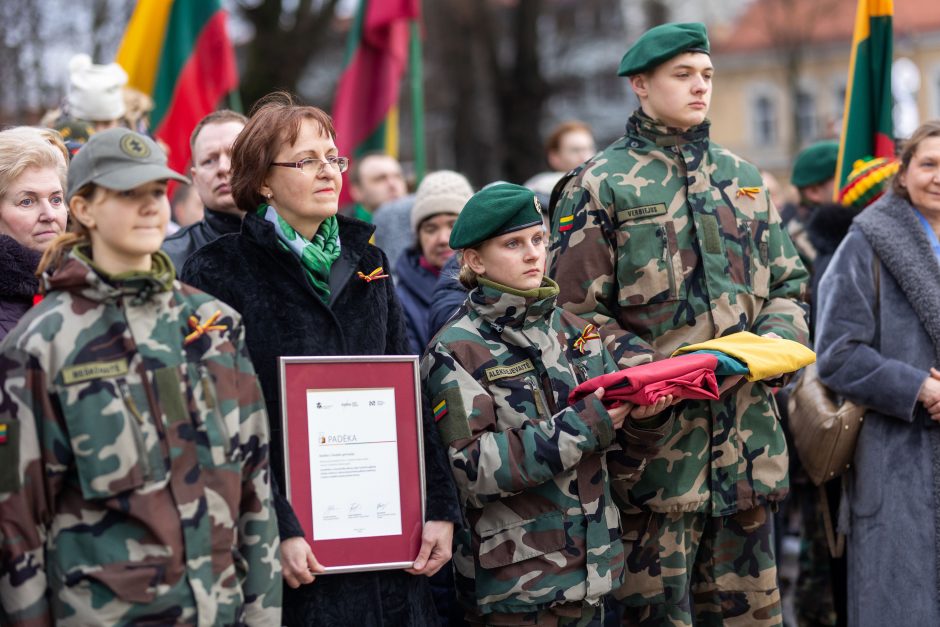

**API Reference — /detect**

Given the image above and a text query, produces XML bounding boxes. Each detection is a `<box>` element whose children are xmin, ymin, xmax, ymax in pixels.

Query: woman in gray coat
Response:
<box><xmin>816</xmin><ymin>120</ymin><xmax>940</xmax><ymax>626</ymax></box>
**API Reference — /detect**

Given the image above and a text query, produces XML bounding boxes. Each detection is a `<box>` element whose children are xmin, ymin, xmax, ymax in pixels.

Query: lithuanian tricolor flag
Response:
<box><xmin>834</xmin><ymin>0</ymin><xmax>895</xmax><ymax>196</ymax></box>
<box><xmin>333</xmin><ymin>0</ymin><xmax>424</xmax><ymax>207</ymax></box>
<box><xmin>116</xmin><ymin>0</ymin><xmax>239</xmax><ymax>176</ymax></box>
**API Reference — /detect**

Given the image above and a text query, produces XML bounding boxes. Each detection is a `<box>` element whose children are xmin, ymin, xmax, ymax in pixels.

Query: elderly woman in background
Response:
<box><xmin>0</xmin><ymin>127</ymin><xmax>69</xmax><ymax>341</ymax></box>
<box><xmin>816</xmin><ymin>120</ymin><xmax>940</xmax><ymax>626</ymax></box>
<box><xmin>182</xmin><ymin>92</ymin><xmax>460</xmax><ymax>627</ymax></box>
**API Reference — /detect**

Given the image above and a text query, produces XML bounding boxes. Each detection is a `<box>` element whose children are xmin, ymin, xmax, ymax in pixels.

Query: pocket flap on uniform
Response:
<box><xmin>477</xmin><ymin>511</ymin><xmax>566</xmax><ymax>569</ymax></box>
<box><xmin>64</xmin><ymin>559</ymin><xmax>167</xmax><ymax>604</ymax></box>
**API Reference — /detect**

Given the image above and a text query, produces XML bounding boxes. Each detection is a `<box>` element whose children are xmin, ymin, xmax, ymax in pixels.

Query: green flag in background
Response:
<box><xmin>834</xmin><ymin>0</ymin><xmax>895</xmax><ymax>198</ymax></box>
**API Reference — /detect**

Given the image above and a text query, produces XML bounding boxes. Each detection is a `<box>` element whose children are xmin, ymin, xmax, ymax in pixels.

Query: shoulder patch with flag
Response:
<box><xmin>558</xmin><ymin>214</ymin><xmax>574</xmax><ymax>232</ymax></box>
<box><xmin>432</xmin><ymin>388</ymin><xmax>470</xmax><ymax>444</ymax></box>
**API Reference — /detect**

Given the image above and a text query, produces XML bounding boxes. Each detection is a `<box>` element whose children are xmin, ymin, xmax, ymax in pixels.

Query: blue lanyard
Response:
<box><xmin>914</xmin><ymin>209</ymin><xmax>940</xmax><ymax>261</ymax></box>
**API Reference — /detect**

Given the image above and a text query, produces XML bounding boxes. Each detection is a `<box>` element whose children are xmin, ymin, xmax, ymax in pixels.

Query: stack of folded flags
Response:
<box><xmin>569</xmin><ymin>331</ymin><xmax>816</xmax><ymax>408</ymax></box>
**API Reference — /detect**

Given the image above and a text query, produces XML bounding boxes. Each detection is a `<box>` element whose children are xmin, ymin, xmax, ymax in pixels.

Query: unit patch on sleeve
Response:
<box><xmin>433</xmin><ymin>387</ymin><xmax>471</xmax><ymax>444</ymax></box>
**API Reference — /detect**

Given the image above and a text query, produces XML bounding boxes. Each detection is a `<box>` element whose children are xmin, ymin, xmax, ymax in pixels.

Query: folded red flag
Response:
<box><xmin>569</xmin><ymin>353</ymin><xmax>720</xmax><ymax>407</ymax></box>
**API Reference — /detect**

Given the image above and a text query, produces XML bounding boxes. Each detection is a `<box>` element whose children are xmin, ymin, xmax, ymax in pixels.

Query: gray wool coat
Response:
<box><xmin>816</xmin><ymin>191</ymin><xmax>940</xmax><ymax>627</ymax></box>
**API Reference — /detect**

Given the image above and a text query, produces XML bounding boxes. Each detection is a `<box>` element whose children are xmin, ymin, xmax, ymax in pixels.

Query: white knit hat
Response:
<box><xmin>410</xmin><ymin>170</ymin><xmax>473</xmax><ymax>232</ymax></box>
<box><xmin>67</xmin><ymin>54</ymin><xmax>128</xmax><ymax>122</ymax></box>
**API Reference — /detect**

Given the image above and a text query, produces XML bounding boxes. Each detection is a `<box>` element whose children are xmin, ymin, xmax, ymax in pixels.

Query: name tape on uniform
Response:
<box><xmin>485</xmin><ymin>359</ymin><xmax>536</xmax><ymax>381</ymax></box>
<box><xmin>617</xmin><ymin>202</ymin><xmax>668</xmax><ymax>222</ymax></box>
<box><xmin>61</xmin><ymin>359</ymin><xmax>130</xmax><ymax>385</ymax></box>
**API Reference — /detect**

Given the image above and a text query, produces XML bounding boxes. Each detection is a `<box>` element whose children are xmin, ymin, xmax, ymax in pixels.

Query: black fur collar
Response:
<box><xmin>0</xmin><ymin>235</ymin><xmax>41</xmax><ymax>298</ymax></box>
<box><xmin>805</xmin><ymin>202</ymin><xmax>860</xmax><ymax>256</ymax></box>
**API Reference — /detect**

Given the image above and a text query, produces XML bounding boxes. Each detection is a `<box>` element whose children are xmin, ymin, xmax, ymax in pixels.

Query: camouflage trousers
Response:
<box><xmin>613</xmin><ymin>506</ymin><xmax>782</xmax><ymax>626</ymax></box>
<box><xmin>466</xmin><ymin>600</ymin><xmax>612</xmax><ymax>626</ymax></box>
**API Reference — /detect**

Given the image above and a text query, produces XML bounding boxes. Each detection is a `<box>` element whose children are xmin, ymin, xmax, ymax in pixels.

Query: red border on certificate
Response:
<box><xmin>279</xmin><ymin>356</ymin><xmax>425</xmax><ymax>573</ymax></box>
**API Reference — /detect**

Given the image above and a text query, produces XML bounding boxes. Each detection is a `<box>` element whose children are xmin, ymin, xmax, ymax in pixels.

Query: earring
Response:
<box><xmin>265</xmin><ymin>193</ymin><xmax>273</xmax><ymax>199</ymax></box>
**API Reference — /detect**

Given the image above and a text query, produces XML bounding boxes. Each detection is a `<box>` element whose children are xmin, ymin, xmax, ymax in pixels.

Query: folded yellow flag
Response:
<box><xmin>672</xmin><ymin>331</ymin><xmax>816</xmax><ymax>381</ymax></box>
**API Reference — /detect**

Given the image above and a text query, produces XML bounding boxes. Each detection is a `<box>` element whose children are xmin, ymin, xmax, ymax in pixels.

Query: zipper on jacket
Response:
<box><xmin>525</xmin><ymin>374</ymin><xmax>551</xmax><ymax>419</ymax></box>
<box><xmin>118</xmin><ymin>379</ymin><xmax>152</xmax><ymax>481</ymax></box>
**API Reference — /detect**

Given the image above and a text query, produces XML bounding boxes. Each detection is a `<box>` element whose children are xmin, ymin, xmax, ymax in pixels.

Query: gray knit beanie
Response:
<box><xmin>410</xmin><ymin>170</ymin><xmax>473</xmax><ymax>232</ymax></box>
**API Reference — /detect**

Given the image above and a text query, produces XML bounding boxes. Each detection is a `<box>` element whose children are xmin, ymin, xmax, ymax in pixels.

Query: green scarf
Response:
<box><xmin>259</xmin><ymin>204</ymin><xmax>341</xmax><ymax>302</ymax></box>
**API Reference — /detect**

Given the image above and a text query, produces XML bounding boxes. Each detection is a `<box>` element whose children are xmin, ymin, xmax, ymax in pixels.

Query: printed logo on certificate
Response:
<box><xmin>307</xmin><ymin>387</ymin><xmax>402</xmax><ymax>540</ymax></box>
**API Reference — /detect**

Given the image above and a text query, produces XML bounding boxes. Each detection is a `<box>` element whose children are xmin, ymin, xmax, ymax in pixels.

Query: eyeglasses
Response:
<box><xmin>271</xmin><ymin>156</ymin><xmax>350</xmax><ymax>174</ymax></box>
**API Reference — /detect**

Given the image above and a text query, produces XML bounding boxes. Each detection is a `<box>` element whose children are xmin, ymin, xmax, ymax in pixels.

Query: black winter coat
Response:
<box><xmin>0</xmin><ymin>235</ymin><xmax>41</xmax><ymax>342</ymax></box>
<box><xmin>181</xmin><ymin>212</ymin><xmax>460</xmax><ymax>627</ymax></box>
<box><xmin>805</xmin><ymin>202</ymin><xmax>859</xmax><ymax>332</ymax></box>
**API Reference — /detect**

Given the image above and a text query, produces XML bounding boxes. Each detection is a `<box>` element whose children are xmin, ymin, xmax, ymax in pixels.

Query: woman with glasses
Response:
<box><xmin>181</xmin><ymin>92</ymin><xmax>460</xmax><ymax>627</ymax></box>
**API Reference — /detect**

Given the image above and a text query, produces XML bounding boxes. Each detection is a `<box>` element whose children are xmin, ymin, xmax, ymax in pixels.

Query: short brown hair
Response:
<box><xmin>230</xmin><ymin>92</ymin><xmax>335</xmax><ymax>213</ymax></box>
<box><xmin>544</xmin><ymin>120</ymin><xmax>592</xmax><ymax>156</ymax></box>
<box><xmin>189</xmin><ymin>109</ymin><xmax>248</xmax><ymax>150</ymax></box>
<box><xmin>893</xmin><ymin>120</ymin><xmax>940</xmax><ymax>202</ymax></box>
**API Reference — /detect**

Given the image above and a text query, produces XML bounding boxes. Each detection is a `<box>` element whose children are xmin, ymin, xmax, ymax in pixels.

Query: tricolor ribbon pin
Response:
<box><xmin>736</xmin><ymin>186</ymin><xmax>761</xmax><ymax>200</ymax></box>
<box><xmin>573</xmin><ymin>323</ymin><xmax>601</xmax><ymax>354</ymax></box>
<box><xmin>184</xmin><ymin>310</ymin><xmax>228</xmax><ymax>346</ymax></box>
<box><xmin>358</xmin><ymin>267</ymin><xmax>390</xmax><ymax>282</ymax></box>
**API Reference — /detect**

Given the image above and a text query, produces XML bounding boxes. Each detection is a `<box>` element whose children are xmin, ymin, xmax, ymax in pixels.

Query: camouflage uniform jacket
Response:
<box><xmin>0</xmin><ymin>249</ymin><xmax>281</xmax><ymax>626</ymax></box>
<box><xmin>549</xmin><ymin>112</ymin><xmax>810</xmax><ymax>517</ymax></box>
<box><xmin>421</xmin><ymin>277</ymin><xmax>672</xmax><ymax>616</ymax></box>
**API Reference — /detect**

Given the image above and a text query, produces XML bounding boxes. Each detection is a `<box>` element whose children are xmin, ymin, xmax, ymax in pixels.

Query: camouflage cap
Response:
<box><xmin>618</xmin><ymin>22</ymin><xmax>710</xmax><ymax>77</ymax></box>
<box><xmin>791</xmin><ymin>140</ymin><xmax>839</xmax><ymax>188</ymax></box>
<box><xmin>449</xmin><ymin>183</ymin><xmax>543</xmax><ymax>249</ymax></box>
<box><xmin>66</xmin><ymin>127</ymin><xmax>188</xmax><ymax>201</ymax></box>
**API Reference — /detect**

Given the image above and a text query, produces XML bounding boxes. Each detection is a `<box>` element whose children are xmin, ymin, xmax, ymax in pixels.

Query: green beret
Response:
<box><xmin>791</xmin><ymin>140</ymin><xmax>839</xmax><ymax>188</ymax></box>
<box><xmin>618</xmin><ymin>22</ymin><xmax>710</xmax><ymax>77</ymax></box>
<box><xmin>449</xmin><ymin>183</ymin><xmax>543</xmax><ymax>249</ymax></box>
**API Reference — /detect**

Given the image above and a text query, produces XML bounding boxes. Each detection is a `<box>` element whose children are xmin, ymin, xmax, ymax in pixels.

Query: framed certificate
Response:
<box><xmin>279</xmin><ymin>356</ymin><xmax>426</xmax><ymax>573</ymax></box>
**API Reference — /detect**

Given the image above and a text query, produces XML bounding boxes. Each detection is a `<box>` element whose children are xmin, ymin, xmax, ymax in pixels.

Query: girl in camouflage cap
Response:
<box><xmin>0</xmin><ymin>128</ymin><xmax>281</xmax><ymax>625</ymax></box>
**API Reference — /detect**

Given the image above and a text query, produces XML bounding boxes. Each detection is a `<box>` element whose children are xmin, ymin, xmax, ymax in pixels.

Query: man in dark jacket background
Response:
<box><xmin>163</xmin><ymin>110</ymin><xmax>247</xmax><ymax>271</ymax></box>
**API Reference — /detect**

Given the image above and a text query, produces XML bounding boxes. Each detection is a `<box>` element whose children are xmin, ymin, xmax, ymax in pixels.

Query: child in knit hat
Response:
<box><xmin>394</xmin><ymin>170</ymin><xmax>473</xmax><ymax>354</ymax></box>
<box><xmin>65</xmin><ymin>54</ymin><xmax>128</xmax><ymax>132</ymax></box>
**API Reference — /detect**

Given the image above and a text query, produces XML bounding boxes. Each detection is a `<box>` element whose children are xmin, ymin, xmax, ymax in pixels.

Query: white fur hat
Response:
<box><xmin>67</xmin><ymin>54</ymin><xmax>128</xmax><ymax>122</ymax></box>
<box><xmin>411</xmin><ymin>170</ymin><xmax>473</xmax><ymax>232</ymax></box>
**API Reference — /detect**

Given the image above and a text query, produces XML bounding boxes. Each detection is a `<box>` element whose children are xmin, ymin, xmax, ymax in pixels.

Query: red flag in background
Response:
<box><xmin>333</xmin><ymin>0</ymin><xmax>423</xmax><ymax>208</ymax></box>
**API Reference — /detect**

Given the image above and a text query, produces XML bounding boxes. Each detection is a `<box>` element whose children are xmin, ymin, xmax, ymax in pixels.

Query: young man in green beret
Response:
<box><xmin>548</xmin><ymin>21</ymin><xmax>810</xmax><ymax>626</ymax></box>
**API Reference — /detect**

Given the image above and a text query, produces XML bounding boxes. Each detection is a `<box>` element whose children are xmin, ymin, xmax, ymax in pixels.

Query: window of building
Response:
<box><xmin>933</xmin><ymin>66</ymin><xmax>940</xmax><ymax>118</ymax></box>
<box><xmin>796</xmin><ymin>90</ymin><xmax>816</xmax><ymax>143</ymax></box>
<box><xmin>753</xmin><ymin>93</ymin><xmax>778</xmax><ymax>146</ymax></box>
<box><xmin>834</xmin><ymin>81</ymin><xmax>847</xmax><ymax>118</ymax></box>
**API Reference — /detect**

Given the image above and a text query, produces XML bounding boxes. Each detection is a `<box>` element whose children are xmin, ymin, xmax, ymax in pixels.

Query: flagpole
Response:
<box><xmin>409</xmin><ymin>17</ymin><xmax>426</xmax><ymax>184</ymax></box>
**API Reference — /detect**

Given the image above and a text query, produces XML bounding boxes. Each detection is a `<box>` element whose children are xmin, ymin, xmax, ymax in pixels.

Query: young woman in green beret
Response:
<box><xmin>421</xmin><ymin>183</ymin><xmax>675</xmax><ymax>625</ymax></box>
